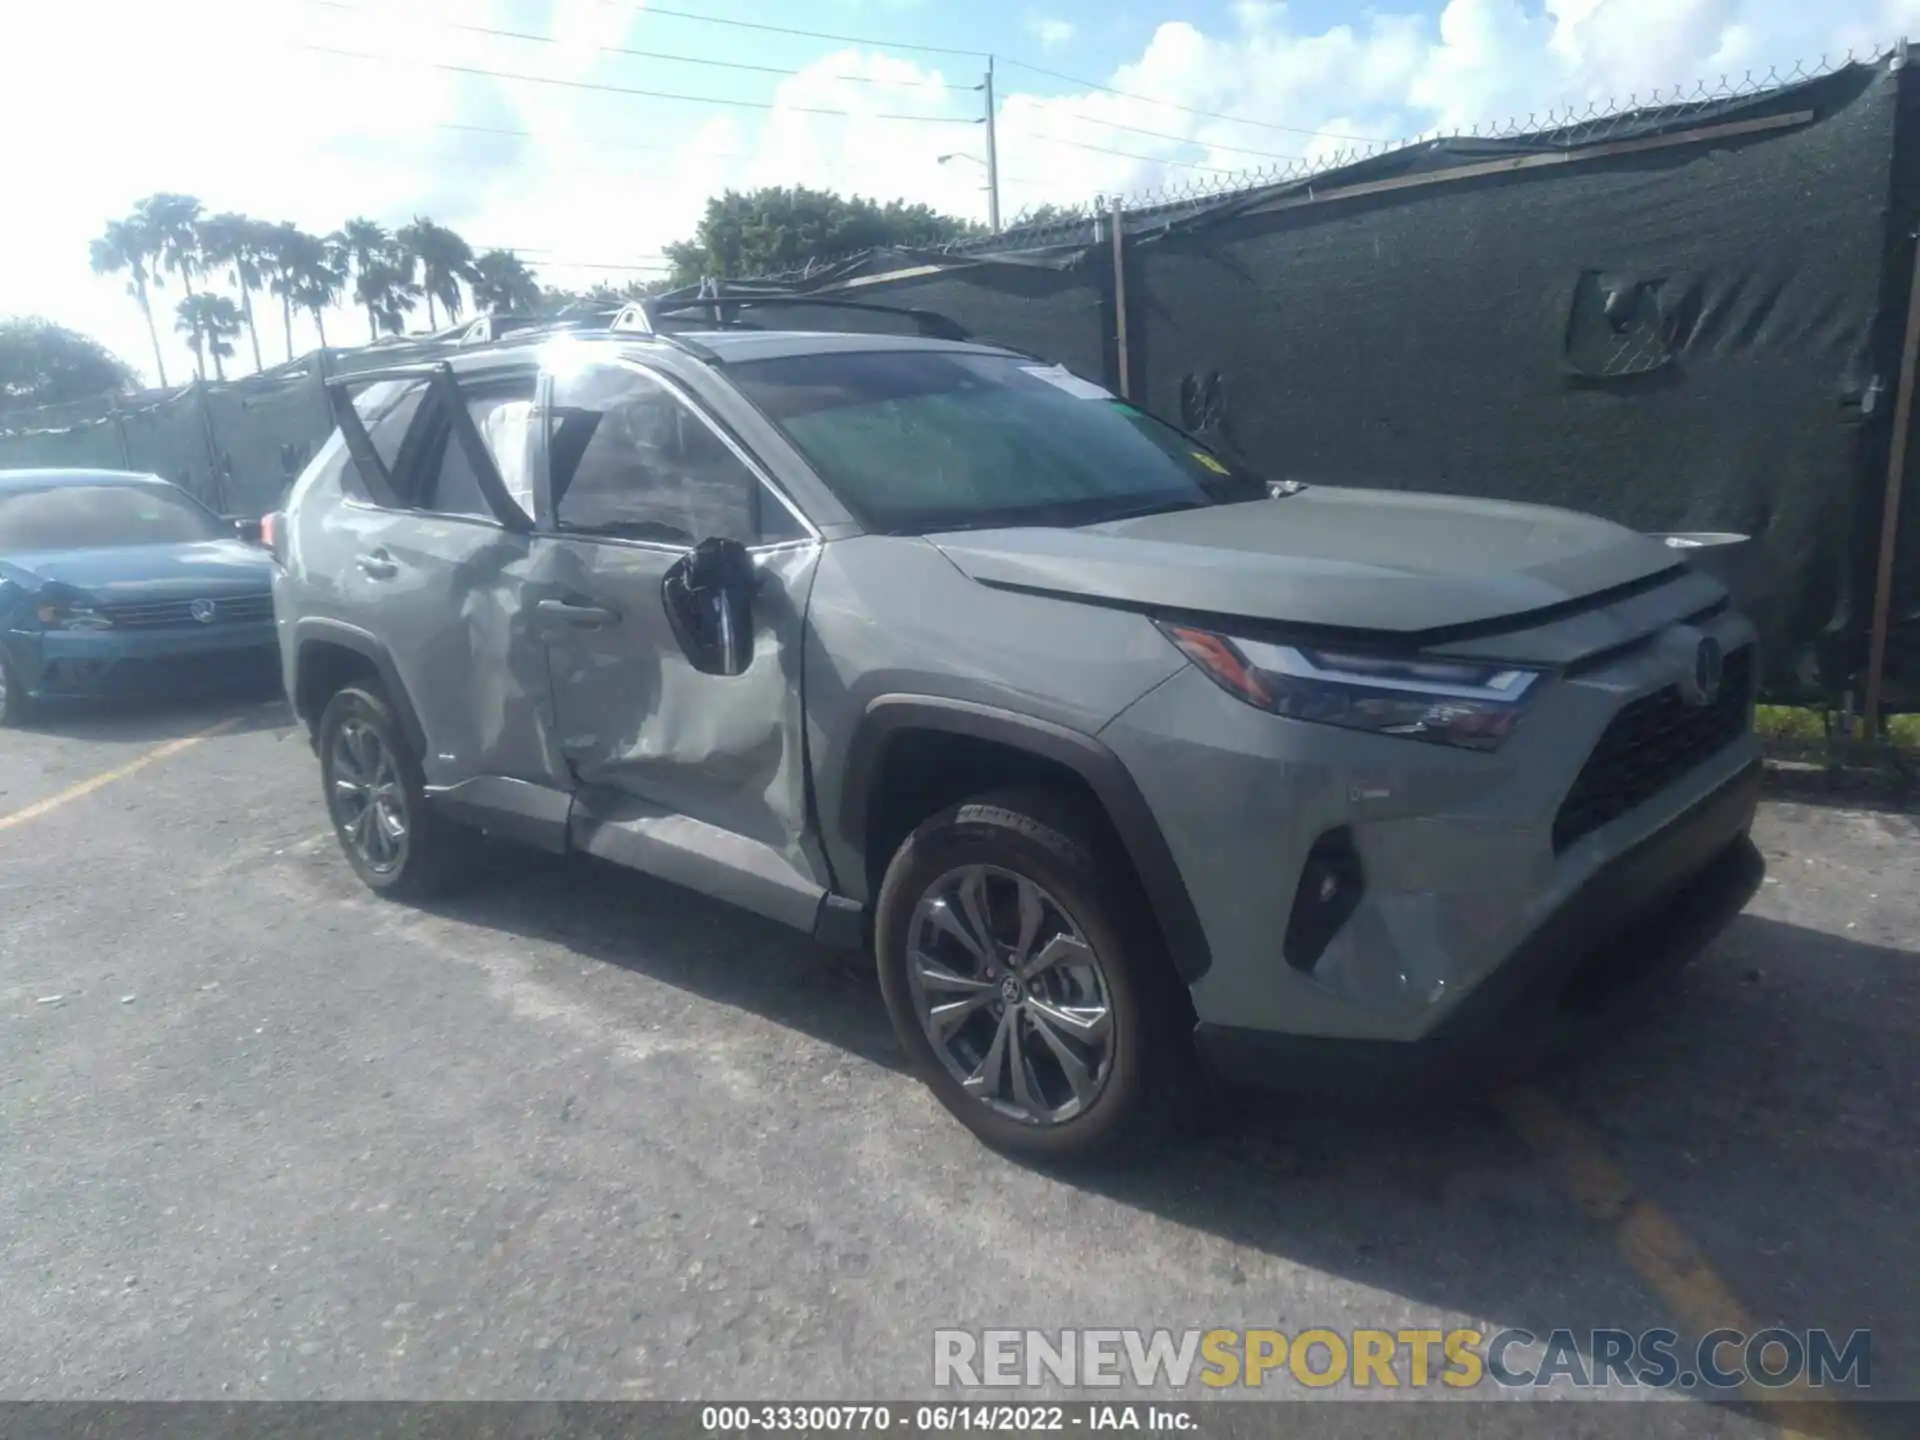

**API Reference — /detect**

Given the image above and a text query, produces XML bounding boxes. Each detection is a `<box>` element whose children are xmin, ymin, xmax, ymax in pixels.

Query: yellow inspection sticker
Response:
<box><xmin>1192</xmin><ymin>452</ymin><xmax>1231</xmax><ymax>476</ymax></box>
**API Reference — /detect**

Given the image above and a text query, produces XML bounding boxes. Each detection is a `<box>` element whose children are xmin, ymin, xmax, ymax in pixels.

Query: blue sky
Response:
<box><xmin>4</xmin><ymin>0</ymin><xmax>1915</xmax><ymax>385</ymax></box>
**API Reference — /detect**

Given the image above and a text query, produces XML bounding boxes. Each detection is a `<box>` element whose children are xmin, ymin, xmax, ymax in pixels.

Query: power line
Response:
<box><xmin>307</xmin><ymin>8</ymin><xmax>1315</xmax><ymax>167</ymax></box>
<box><xmin>1038</xmin><ymin>109</ymin><xmax>1300</xmax><ymax>162</ymax></box>
<box><xmin>325</xmin><ymin>1</ymin><xmax>1294</xmax><ymax>161</ymax></box>
<box><xmin>437</xmin><ymin>121</ymin><xmax>740</xmax><ymax>157</ymax></box>
<box><xmin>308</xmin><ymin>1</ymin><xmax>979</xmax><ymax>90</ymax></box>
<box><xmin>1019</xmin><ymin>132</ymin><xmax>1244</xmax><ymax>175</ymax></box>
<box><xmin>1000</xmin><ymin>57</ymin><xmax>1378</xmax><ymax>143</ymax></box>
<box><xmin>298</xmin><ymin>43</ymin><xmax>981</xmax><ymax>123</ymax></box>
<box><xmin>502</xmin><ymin>258</ymin><xmax>674</xmax><ymax>272</ymax></box>
<box><xmin>599</xmin><ymin>0</ymin><xmax>987</xmax><ymax>58</ymax></box>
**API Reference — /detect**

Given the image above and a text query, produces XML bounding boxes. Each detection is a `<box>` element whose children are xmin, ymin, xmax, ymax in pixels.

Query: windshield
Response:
<box><xmin>0</xmin><ymin>481</ymin><xmax>224</xmax><ymax>552</ymax></box>
<box><xmin>730</xmin><ymin>350</ymin><xmax>1264</xmax><ymax>533</ymax></box>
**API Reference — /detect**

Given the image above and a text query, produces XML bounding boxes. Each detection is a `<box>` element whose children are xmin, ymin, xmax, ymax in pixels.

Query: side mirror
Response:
<box><xmin>663</xmin><ymin>536</ymin><xmax>757</xmax><ymax>676</ymax></box>
<box><xmin>228</xmin><ymin>515</ymin><xmax>264</xmax><ymax>545</ymax></box>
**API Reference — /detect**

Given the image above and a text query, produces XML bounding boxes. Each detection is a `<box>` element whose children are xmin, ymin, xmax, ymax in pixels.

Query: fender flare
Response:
<box><xmin>839</xmin><ymin>695</ymin><xmax>1213</xmax><ymax>984</ymax></box>
<box><xmin>291</xmin><ymin>617</ymin><xmax>428</xmax><ymax>758</ymax></box>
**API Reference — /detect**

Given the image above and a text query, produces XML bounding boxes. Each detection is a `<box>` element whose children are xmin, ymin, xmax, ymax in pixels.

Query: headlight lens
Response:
<box><xmin>1157</xmin><ymin>622</ymin><xmax>1540</xmax><ymax>751</ymax></box>
<box><xmin>35</xmin><ymin>601</ymin><xmax>113</xmax><ymax>631</ymax></box>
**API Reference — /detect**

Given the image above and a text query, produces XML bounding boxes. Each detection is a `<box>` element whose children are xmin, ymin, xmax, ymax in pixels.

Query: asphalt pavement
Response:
<box><xmin>0</xmin><ymin>695</ymin><xmax>1914</xmax><ymax>1435</ymax></box>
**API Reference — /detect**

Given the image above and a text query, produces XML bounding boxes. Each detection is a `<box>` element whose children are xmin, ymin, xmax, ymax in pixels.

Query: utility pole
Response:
<box><xmin>983</xmin><ymin>56</ymin><xmax>1002</xmax><ymax>233</ymax></box>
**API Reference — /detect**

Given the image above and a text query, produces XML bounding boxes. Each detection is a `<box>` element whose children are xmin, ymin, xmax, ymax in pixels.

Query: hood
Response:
<box><xmin>0</xmin><ymin>539</ymin><xmax>274</xmax><ymax>603</ymax></box>
<box><xmin>929</xmin><ymin>487</ymin><xmax>1685</xmax><ymax>638</ymax></box>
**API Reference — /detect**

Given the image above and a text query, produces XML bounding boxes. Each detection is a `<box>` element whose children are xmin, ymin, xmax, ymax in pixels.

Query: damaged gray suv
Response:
<box><xmin>269</xmin><ymin>313</ymin><xmax>1764</xmax><ymax>1161</ymax></box>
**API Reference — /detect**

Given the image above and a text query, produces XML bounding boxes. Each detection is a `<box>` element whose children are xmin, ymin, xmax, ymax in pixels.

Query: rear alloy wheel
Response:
<box><xmin>330</xmin><ymin>716</ymin><xmax>409</xmax><ymax>874</ymax></box>
<box><xmin>318</xmin><ymin>684</ymin><xmax>472</xmax><ymax>899</ymax></box>
<box><xmin>876</xmin><ymin>789</ymin><xmax>1185</xmax><ymax>1164</ymax></box>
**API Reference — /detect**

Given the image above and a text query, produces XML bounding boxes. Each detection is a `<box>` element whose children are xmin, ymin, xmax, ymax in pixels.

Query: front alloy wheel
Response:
<box><xmin>876</xmin><ymin>789</ymin><xmax>1185</xmax><ymax>1163</ymax></box>
<box><xmin>906</xmin><ymin>865</ymin><xmax>1115</xmax><ymax>1125</ymax></box>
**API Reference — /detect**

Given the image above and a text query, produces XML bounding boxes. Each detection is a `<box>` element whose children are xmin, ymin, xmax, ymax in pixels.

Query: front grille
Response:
<box><xmin>99</xmin><ymin>593</ymin><xmax>275</xmax><ymax>629</ymax></box>
<box><xmin>1553</xmin><ymin>645</ymin><xmax>1752</xmax><ymax>852</ymax></box>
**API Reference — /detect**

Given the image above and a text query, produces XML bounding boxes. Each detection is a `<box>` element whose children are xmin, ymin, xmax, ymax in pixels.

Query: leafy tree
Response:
<box><xmin>662</xmin><ymin>186</ymin><xmax>982</xmax><ymax>285</ymax></box>
<box><xmin>89</xmin><ymin>218</ymin><xmax>168</xmax><ymax>388</ymax></box>
<box><xmin>397</xmin><ymin>217</ymin><xmax>477</xmax><ymax>330</ymax></box>
<box><xmin>0</xmin><ymin>317</ymin><xmax>137</xmax><ymax>408</ymax></box>
<box><xmin>471</xmin><ymin>249</ymin><xmax>543</xmax><ymax>314</ymax></box>
<box><xmin>199</xmin><ymin>212</ymin><xmax>272</xmax><ymax>373</ymax></box>
<box><xmin>1010</xmin><ymin>202</ymin><xmax>1080</xmax><ymax>229</ymax></box>
<box><xmin>174</xmin><ymin>293</ymin><xmax>243</xmax><ymax>382</ymax></box>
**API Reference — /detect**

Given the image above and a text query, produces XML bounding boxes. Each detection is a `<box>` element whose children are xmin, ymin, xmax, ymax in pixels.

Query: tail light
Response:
<box><xmin>261</xmin><ymin>511</ymin><xmax>287</xmax><ymax>566</ymax></box>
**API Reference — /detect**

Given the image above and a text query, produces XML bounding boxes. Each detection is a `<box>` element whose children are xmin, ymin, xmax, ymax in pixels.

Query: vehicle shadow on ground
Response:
<box><xmin>432</xmin><ymin>855</ymin><xmax>1915</xmax><ymax>1428</ymax></box>
<box><xmin>13</xmin><ymin>688</ymin><xmax>291</xmax><ymax>744</ymax></box>
<box><xmin>438</xmin><ymin>847</ymin><xmax>908</xmax><ymax>1074</ymax></box>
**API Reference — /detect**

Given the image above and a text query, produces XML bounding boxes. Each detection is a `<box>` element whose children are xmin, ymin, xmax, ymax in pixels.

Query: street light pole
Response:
<box><xmin>983</xmin><ymin>56</ymin><xmax>1002</xmax><ymax>232</ymax></box>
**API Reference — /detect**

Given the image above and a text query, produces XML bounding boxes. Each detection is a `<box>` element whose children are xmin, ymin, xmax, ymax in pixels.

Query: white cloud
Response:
<box><xmin>1028</xmin><ymin>17</ymin><xmax>1077</xmax><ymax>49</ymax></box>
<box><xmin>2</xmin><ymin>0</ymin><xmax>1914</xmax><ymax>387</ymax></box>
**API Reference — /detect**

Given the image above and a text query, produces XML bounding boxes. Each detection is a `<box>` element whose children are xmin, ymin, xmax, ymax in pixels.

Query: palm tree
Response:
<box><xmin>174</xmin><ymin>294</ymin><xmax>243</xmax><ymax>382</ymax></box>
<box><xmin>260</xmin><ymin>222</ymin><xmax>303</xmax><ymax>364</ymax></box>
<box><xmin>332</xmin><ymin>217</ymin><xmax>394</xmax><ymax>341</ymax></box>
<box><xmin>397</xmin><ymin>217</ymin><xmax>477</xmax><ymax>331</ymax></box>
<box><xmin>138</xmin><ymin>193</ymin><xmax>204</xmax><ymax>307</ymax></box>
<box><xmin>365</xmin><ymin>260</ymin><xmax>422</xmax><ymax>337</ymax></box>
<box><xmin>470</xmin><ymin>249</ymin><xmax>543</xmax><ymax>314</ymax></box>
<box><xmin>288</xmin><ymin>236</ymin><xmax>347</xmax><ymax>350</ymax></box>
<box><xmin>199</xmin><ymin>212</ymin><xmax>270</xmax><ymax>373</ymax></box>
<box><xmin>89</xmin><ymin>218</ymin><xmax>168</xmax><ymax>388</ymax></box>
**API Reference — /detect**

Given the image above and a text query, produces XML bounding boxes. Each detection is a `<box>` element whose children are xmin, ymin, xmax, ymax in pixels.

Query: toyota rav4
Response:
<box><xmin>268</xmin><ymin>315</ymin><xmax>1763</xmax><ymax>1162</ymax></box>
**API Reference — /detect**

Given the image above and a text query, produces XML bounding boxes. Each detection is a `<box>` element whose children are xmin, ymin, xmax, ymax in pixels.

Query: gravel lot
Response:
<box><xmin>1</xmin><ymin>694</ymin><xmax>1914</xmax><ymax>1433</ymax></box>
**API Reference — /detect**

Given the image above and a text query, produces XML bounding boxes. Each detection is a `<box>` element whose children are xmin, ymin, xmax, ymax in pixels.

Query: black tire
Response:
<box><xmin>875</xmin><ymin>787</ymin><xmax>1191</xmax><ymax>1165</ymax></box>
<box><xmin>317</xmin><ymin>683</ymin><xmax>474</xmax><ymax>900</ymax></box>
<box><xmin>0</xmin><ymin>650</ymin><xmax>29</xmax><ymax>727</ymax></box>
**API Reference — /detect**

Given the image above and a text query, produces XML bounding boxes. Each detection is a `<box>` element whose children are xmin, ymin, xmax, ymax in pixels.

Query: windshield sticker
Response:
<box><xmin>1020</xmin><ymin>365</ymin><xmax>1114</xmax><ymax>400</ymax></box>
<box><xmin>1191</xmin><ymin>452</ymin><xmax>1231</xmax><ymax>476</ymax></box>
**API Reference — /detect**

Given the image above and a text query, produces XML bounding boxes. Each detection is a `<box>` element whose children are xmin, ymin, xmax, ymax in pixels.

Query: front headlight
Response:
<box><xmin>1156</xmin><ymin>622</ymin><xmax>1541</xmax><ymax>751</ymax></box>
<box><xmin>34</xmin><ymin>601</ymin><xmax>113</xmax><ymax>631</ymax></box>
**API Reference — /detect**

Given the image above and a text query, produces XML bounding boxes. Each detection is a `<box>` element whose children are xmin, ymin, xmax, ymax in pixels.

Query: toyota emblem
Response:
<box><xmin>189</xmin><ymin>598</ymin><xmax>218</xmax><ymax>625</ymax></box>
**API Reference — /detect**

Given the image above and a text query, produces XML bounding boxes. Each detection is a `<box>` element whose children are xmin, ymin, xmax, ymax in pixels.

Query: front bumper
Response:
<box><xmin>1097</xmin><ymin>591</ymin><xmax>1762</xmax><ymax>1050</ymax></box>
<box><xmin>6</xmin><ymin>623</ymin><xmax>280</xmax><ymax>700</ymax></box>
<box><xmin>1194</xmin><ymin>759</ymin><xmax>1764</xmax><ymax>1094</ymax></box>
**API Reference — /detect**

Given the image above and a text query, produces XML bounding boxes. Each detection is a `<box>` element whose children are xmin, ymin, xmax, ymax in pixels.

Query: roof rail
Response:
<box><xmin>611</xmin><ymin>280</ymin><xmax>969</xmax><ymax>341</ymax></box>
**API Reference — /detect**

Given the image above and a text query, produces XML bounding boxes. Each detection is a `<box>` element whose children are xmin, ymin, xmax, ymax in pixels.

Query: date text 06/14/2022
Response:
<box><xmin>700</xmin><ymin>1404</ymin><xmax>1197</xmax><ymax>1431</ymax></box>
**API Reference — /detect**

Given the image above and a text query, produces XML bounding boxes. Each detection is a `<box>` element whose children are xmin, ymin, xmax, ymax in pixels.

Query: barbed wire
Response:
<box><xmin>728</xmin><ymin>45</ymin><xmax>1900</xmax><ymax>281</ymax></box>
<box><xmin>1096</xmin><ymin>49</ymin><xmax>1892</xmax><ymax>221</ymax></box>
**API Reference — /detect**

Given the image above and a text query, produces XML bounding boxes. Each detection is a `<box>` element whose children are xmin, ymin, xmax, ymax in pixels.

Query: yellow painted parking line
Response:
<box><xmin>1497</xmin><ymin>1086</ymin><xmax>1860</xmax><ymax>1439</ymax></box>
<box><xmin>0</xmin><ymin>716</ymin><xmax>242</xmax><ymax>834</ymax></box>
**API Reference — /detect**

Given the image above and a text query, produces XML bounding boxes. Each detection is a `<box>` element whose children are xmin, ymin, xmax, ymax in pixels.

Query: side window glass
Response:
<box><xmin>421</xmin><ymin>381</ymin><xmax>537</xmax><ymax>521</ymax></box>
<box><xmin>756</xmin><ymin>488</ymin><xmax>809</xmax><ymax>543</ymax></box>
<box><xmin>342</xmin><ymin>381</ymin><xmax>428</xmax><ymax>505</ymax></box>
<box><xmin>549</xmin><ymin>364</ymin><xmax>757</xmax><ymax>545</ymax></box>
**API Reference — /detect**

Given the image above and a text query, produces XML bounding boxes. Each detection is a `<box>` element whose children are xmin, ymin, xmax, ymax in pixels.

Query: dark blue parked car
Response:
<box><xmin>0</xmin><ymin>469</ymin><xmax>277</xmax><ymax>724</ymax></box>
